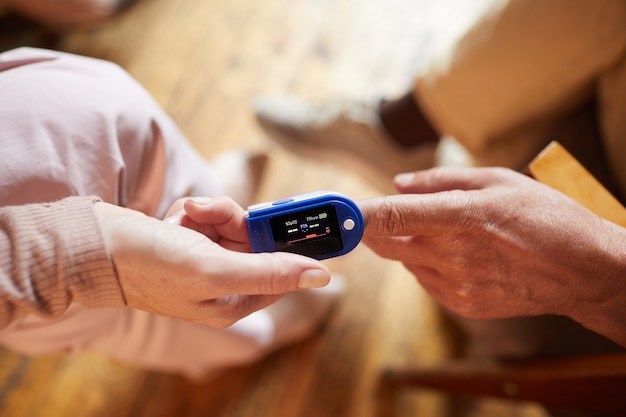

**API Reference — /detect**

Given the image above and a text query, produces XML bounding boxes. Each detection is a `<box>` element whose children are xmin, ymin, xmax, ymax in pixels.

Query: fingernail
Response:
<box><xmin>163</xmin><ymin>210</ymin><xmax>185</xmax><ymax>224</ymax></box>
<box><xmin>164</xmin><ymin>213</ymin><xmax>184</xmax><ymax>224</ymax></box>
<box><xmin>190</xmin><ymin>197</ymin><xmax>213</xmax><ymax>206</ymax></box>
<box><xmin>298</xmin><ymin>269</ymin><xmax>330</xmax><ymax>289</ymax></box>
<box><xmin>394</xmin><ymin>172</ymin><xmax>415</xmax><ymax>187</ymax></box>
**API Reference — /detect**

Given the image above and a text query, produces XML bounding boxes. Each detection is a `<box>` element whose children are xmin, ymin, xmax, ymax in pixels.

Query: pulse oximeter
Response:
<box><xmin>246</xmin><ymin>191</ymin><xmax>364</xmax><ymax>260</ymax></box>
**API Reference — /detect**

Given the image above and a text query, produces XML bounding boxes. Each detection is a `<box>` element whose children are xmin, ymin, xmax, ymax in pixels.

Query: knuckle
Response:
<box><xmin>259</xmin><ymin>253</ymin><xmax>293</xmax><ymax>293</ymax></box>
<box><xmin>374</xmin><ymin>199</ymin><xmax>407</xmax><ymax>236</ymax></box>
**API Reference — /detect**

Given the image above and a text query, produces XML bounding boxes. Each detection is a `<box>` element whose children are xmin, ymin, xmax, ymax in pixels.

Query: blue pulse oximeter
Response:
<box><xmin>246</xmin><ymin>191</ymin><xmax>364</xmax><ymax>260</ymax></box>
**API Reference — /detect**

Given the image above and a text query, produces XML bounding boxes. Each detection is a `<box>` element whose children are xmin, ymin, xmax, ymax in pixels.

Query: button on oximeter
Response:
<box><xmin>272</xmin><ymin>198</ymin><xmax>294</xmax><ymax>205</ymax></box>
<box><xmin>342</xmin><ymin>218</ymin><xmax>356</xmax><ymax>231</ymax></box>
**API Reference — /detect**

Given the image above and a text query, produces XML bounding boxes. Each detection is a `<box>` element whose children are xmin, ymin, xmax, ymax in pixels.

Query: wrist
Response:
<box><xmin>567</xmin><ymin>220</ymin><xmax>626</xmax><ymax>347</ymax></box>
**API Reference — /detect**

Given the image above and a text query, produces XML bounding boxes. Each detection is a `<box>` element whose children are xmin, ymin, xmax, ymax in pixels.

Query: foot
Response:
<box><xmin>253</xmin><ymin>95</ymin><xmax>437</xmax><ymax>192</ymax></box>
<box><xmin>208</xmin><ymin>149</ymin><xmax>268</xmax><ymax>208</ymax></box>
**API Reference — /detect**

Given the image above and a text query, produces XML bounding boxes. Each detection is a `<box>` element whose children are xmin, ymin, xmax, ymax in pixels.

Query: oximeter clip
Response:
<box><xmin>246</xmin><ymin>191</ymin><xmax>364</xmax><ymax>260</ymax></box>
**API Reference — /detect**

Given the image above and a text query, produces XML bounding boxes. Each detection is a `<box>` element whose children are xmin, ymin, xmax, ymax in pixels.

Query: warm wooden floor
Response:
<box><xmin>0</xmin><ymin>1</ymin><xmax>549</xmax><ymax>416</ymax></box>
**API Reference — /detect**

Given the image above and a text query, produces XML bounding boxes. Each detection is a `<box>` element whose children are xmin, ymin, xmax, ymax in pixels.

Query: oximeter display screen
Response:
<box><xmin>270</xmin><ymin>204</ymin><xmax>343</xmax><ymax>257</ymax></box>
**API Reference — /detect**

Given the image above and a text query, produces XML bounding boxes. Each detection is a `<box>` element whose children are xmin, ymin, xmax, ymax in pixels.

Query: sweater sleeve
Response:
<box><xmin>0</xmin><ymin>196</ymin><xmax>126</xmax><ymax>329</ymax></box>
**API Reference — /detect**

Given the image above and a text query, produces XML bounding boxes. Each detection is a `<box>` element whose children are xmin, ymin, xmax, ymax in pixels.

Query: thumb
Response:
<box><xmin>183</xmin><ymin>196</ymin><xmax>249</xmax><ymax>243</ymax></box>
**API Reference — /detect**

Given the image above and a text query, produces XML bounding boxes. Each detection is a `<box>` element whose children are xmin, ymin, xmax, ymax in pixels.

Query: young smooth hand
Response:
<box><xmin>94</xmin><ymin>196</ymin><xmax>330</xmax><ymax>327</ymax></box>
<box><xmin>359</xmin><ymin>166</ymin><xmax>626</xmax><ymax>346</ymax></box>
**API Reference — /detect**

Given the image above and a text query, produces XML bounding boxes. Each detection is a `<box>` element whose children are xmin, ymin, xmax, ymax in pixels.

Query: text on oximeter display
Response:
<box><xmin>270</xmin><ymin>204</ymin><xmax>343</xmax><ymax>254</ymax></box>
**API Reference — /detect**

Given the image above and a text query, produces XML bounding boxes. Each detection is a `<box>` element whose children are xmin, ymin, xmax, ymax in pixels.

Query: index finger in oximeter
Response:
<box><xmin>246</xmin><ymin>191</ymin><xmax>364</xmax><ymax>260</ymax></box>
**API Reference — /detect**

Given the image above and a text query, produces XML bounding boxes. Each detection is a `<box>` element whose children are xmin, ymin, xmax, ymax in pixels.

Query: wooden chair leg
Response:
<box><xmin>376</xmin><ymin>372</ymin><xmax>402</xmax><ymax>417</ymax></box>
<box><xmin>379</xmin><ymin>353</ymin><xmax>626</xmax><ymax>416</ymax></box>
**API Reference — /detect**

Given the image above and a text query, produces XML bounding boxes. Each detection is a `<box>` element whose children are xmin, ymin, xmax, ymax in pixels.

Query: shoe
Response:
<box><xmin>253</xmin><ymin>95</ymin><xmax>437</xmax><ymax>193</ymax></box>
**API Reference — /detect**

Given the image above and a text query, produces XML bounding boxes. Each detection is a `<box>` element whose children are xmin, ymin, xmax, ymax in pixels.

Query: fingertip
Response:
<box><xmin>268</xmin><ymin>251</ymin><xmax>331</xmax><ymax>290</ymax></box>
<box><xmin>298</xmin><ymin>268</ymin><xmax>331</xmax><ymax>289</ymax></box>
<box><xmin>183</xmin><ymin>196</ymin><xmax>227</xmax><ymax>222</ymax></box>
<box><xmin>394</xmin><ymin>172</ymin><xmax>417</xmax><ymax>190</ymax></box>
<box><xmin>186</xmin><ymin>196</ymin><xmax>214</xmax><ymax>207</ymax></box>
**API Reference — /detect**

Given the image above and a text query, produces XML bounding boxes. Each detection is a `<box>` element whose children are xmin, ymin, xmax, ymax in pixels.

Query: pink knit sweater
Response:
<box><xmin>0</xmin><ymin>196</ymin><xmax>125</xmax><ymax>329</ymax></box>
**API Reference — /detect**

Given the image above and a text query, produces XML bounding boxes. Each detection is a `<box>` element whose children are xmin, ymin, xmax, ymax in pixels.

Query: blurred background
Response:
<box><xmin>0</xmin><ymin>1</ymin><xmax>549</xmax><ymax>416</ymax></box>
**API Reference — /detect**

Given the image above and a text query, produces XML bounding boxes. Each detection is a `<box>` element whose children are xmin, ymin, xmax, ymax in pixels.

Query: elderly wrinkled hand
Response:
<box><xmin>358</xmin><ymin>166</ymin><xmax>626</xmax><ymax>346</ymax></box>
